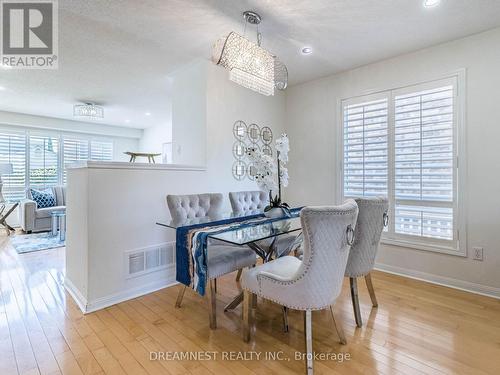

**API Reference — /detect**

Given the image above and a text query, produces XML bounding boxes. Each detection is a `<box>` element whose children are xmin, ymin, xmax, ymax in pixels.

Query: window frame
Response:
<box><xmin>337</xmin><ymin>71</ymin><xmax>467</xmax><ymax>257</ymax></box>
<box><xmin>0</xmin><ymin>125</ymin><xmax>114</xmax><ymax>202</ymax></box>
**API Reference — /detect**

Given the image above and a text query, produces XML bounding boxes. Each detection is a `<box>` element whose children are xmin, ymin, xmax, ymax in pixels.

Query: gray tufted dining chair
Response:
<box><xmin>229</xmin><ymin>190</ymin><xmax>268</xmax><ymax>213</ymax></box>
<box><xmin>345</xmin><ymin>197</ymin><xmax>388</xmax><ymax>328</ymax></box>
<box><xmin>166</xmin><ymin>193</ymin><xmax>256</xmax><ymax>329</ymax></box>
<box><xmin>241</xmin><ymin>201</ymin><xmax>359</xmax><ymax>374</ymax></box>
<box><xmin>167</xmin><ymin>193</ymin><xmax>224</xmax><ymax>222</ymax></box>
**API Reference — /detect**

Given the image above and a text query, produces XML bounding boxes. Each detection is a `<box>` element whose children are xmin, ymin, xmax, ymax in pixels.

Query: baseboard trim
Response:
<box><xmin>64</xmin><ymin>277</ymin><xmax>89</xmax><ymax>313</ymax></box>
<box><xmin>65</xmin><ymin>267</ymin><xmax>178</xmax><ymax>314</ymax></box>
<box><xmin>375</xmin><ymin>263</ymin><xmax>500</xmax><ymax>300</ymax></box>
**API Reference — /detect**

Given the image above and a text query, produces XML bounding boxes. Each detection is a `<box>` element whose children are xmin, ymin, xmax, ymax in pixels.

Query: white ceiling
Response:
<box><xmin>1</xmin><ymin>0</ymin><xmax>500</xmax><ymax>129</ymax></box>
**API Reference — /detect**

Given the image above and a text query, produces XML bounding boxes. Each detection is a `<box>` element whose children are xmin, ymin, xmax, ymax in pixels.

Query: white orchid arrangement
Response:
<box><xmin>247</xmin><ymin>133</ymin><xmax>290</xmax><ymax>214</ymax></box>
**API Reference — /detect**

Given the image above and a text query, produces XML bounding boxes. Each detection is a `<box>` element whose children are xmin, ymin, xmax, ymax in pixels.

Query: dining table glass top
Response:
<box><xmin>156</xmin><ymin>210</ymin><xmax>303</xmax><ymax>246</ymax></box>
<box><xmin>156</xmin><ymin>210</ymin><xmax>263</xmax><ymax>229</ymax></box>
<box><xmin>209</xmin><ymin>216</ymin><xmax>302</xmax><ymax>245</ymax></box>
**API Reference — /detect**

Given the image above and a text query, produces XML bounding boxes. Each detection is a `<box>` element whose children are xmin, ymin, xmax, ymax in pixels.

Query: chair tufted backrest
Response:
<box><xmin>257</xmin><ymin>201</ymin><xmax>358</xmax><ymax>310</ymax></box>
<box><xmin>229</xmin><ymin>191</ymin><xmax>268</xmax><ymax>214</ymax></box>
<box><xmin>166</xmin><ymin>193</ymin><xmax>223</xmax><ymax>222</ymax></box>
<box><xmin>345</xmin><ymin>197</ymin><xmax>388</xmax><ymax>278</ymax></box>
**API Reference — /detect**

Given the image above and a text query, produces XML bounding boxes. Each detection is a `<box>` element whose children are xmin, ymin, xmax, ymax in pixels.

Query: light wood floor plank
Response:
<box><xmin>1</xmin><ymin>232</ymin><xmax>500</xmax><ymax>374</ymax></box>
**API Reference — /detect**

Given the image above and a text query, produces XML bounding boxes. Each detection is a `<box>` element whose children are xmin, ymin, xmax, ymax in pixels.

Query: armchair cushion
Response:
<box><xmin>30</xmin><ymin>188</ymin><xmax>56</xmax><ymax>208</ymax></box>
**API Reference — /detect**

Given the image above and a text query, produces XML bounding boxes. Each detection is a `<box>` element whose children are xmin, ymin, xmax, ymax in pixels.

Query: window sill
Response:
<box><xmin>380</xmin><ymin>237</ymin><xmax>466</xmax><ymax>257</ymax></box>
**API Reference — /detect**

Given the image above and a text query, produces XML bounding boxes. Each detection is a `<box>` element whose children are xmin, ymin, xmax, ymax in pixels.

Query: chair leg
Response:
<box><xmin>350</xmin><ymin>277</ymin><xmax>362</xmax><ymax>328</ymax></box>
<box><xmin>175</xmin><ymin>285</ymin><xmax>186</xmax><ymax>308</ymax></box>
<box><xmin>242</xmin><ymin>290</ymin><xmax>253</xmax><ymax>342</ymax></box>
<box><xmin>282</xmin><ymin>306</ymin><xmax>289</xmax><ymax>333</ymax></box>
<box><xmin>252</xmin><ymin>293</ymin><xmax>257</xmax><ymax>309</ymax></box>
<box><xmin>214</xmin><ymin>278</ymin><xmax>217</xmax><ymax>294</ymax></box>
<box><xmin>304</xmin><ymin>310</ymin><xmax>313</xmax><ymax>375</ymax></box>
<box><xmin>365</xmin><ymin>273</ymin><xmax>378</xmax><ymax>307</ymax></box>
<box><xmin>206</xmin><ymin>279</ymin><xmax>217</xmax><ymax>329</ymax></box>
<box><xmin>235</xmin><ymin>269</ymin><xmax>242</xmax><ymax>282</ymax></box>
<box><xmin>329</xmin><ymin>306</ymin><xmax>346</xmax><ymax>345</ymax></box>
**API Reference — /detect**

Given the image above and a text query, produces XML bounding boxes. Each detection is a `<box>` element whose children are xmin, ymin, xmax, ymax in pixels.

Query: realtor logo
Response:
<box><xmin>1</xmin><ymin>0</ymin><xmax>58</xmax><ymax>69</ymax></box>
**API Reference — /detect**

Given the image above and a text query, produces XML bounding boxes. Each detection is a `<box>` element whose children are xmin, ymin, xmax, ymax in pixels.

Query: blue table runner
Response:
<box><xmin>175</xmin><ymin>208</ymin><xmax>301</xmax><ymax>296</ymax></box>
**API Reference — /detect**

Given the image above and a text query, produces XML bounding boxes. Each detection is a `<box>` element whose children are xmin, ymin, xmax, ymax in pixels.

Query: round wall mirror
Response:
<box><xmin>262</xmin><ymin>145</ymin><xmax>273</xmax><ymax>157</ymax></box>
<box><xmin>232</xmin><ymin>141</ymin><xmax>247</xmax><ymax>159</ymax></box>
<box><xmin>233</xmin><ymin>121</ymin><xmax>247</xmax><ymax>140</ymax></box>
<box><xmin>247</xmin><ymin>163</ymin><xmax>257</xmax><ymax>180</ymax></box>
<box><xmin>261</xmin><ymin>126</ymin><xmax>273</xmax><ymax>144</ymax></box>
<box><xmin>232</xmin><ymin>160</ymin><xmax>247</xmax><ymax>180</ymax></box>
<box><xmin>248</xmin><ymin>123</ymin><xmax>260</xmax><ymax>144</ymax></box>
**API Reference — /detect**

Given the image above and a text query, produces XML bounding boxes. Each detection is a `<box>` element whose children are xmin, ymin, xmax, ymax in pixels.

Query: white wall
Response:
<box><xmin>113</xmin><ymin>137</ymin><xmax>141</xmax><ymax>161</ymax></box>
<box><xmin>139</xmin><ymin>122</ymin><xmax>172</xmax><ymax>155</ymax></box>
<box><xmin>66</xmin><ymin>65</ymin><xmax>286</xmax><ymax>311</ymax></box>
<box><xmin>285</xmin><ymin>27</ymin><xmax>500</xmax><ymax>296</ymax></box>
<box><xmin>171</xmin><ymin>60</ymin><xmax>207</xmax><ymax>165</ymax></box>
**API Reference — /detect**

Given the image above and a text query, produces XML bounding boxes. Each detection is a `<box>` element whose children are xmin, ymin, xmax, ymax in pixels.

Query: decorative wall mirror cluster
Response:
<box><xmin>232</xmin><ymin>120</ymin><xmax>273</xmax><ymax>180</ymax></box>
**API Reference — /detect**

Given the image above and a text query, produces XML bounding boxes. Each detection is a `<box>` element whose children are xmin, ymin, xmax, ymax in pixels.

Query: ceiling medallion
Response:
<box><xmin>212</xmin><ymin>11</ymin><xmax>288</xmax><ymax>96</ymax></box>
<box><xmin>73</xmin><ymin>102</ymin><xmax>104</xmax><ymax>120</ymax></box>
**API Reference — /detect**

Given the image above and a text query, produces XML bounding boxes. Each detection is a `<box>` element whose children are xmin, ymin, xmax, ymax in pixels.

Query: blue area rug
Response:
<box><xmin>11</xmin><ymin>232</ymin><xmax>65</xmax><ymax>254</ymax></box>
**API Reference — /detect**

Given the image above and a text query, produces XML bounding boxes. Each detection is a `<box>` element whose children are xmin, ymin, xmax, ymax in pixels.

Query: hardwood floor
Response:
<box><xmin>1</xmin><ymin>233</ymin><xmax>500</xmax><ymax>375</ymax></box>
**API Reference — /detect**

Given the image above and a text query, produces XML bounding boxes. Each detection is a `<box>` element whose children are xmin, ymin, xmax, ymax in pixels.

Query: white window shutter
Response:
<box><xmin>29</xmin><ymin>135</ymin><xmax>59</xmax><ymax>190</ymax></box>
<box><xmin>342</xmin><ymin>77</ymin><xmax>459</xmax><ymax>250</ymax></box>
<box><xmin>63</xmin><ymin>138</ymin><xmax>90</xmax><ymax>183</ymax></box>
<box><xmin>394</xmin><ymin>85</ymin><xmax>454</xmax><ymax>240</ymax></box>
<box><xmin>343</xmin><ymin>98</ymin><xmax>388</xmax><ymax>198</ymax></box>
<box><xmin>90</xmin><ymin>140</ymin><xmax>113</xmax><ymax>161</ymax></box>
<box><xmin>0</xmin><ymin>131</ymin><xmax>26</xmax><ymax>202</ymax></box>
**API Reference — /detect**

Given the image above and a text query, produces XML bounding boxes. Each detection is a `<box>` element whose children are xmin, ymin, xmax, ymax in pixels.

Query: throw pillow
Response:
<box><xmin>30</xmin><ymin>188</ymin><xmax>56</xmax><ymax>209</ymax></box>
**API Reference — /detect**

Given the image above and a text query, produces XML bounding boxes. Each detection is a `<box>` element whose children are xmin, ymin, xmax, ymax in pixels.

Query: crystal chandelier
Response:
<box><xmin>73</xmin><ymin>103</ymin><xmax>104</xmax><ymax>120</ymax></box>
<box><xmin>212</xmin><ymin>11</ymin><xmax>288</xmax><ymax>96</ymax></box>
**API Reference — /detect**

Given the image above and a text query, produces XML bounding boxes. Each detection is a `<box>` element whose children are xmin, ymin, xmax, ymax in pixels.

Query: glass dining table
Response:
<box><xmin>156</xmin><ymin>210</ymin><xmax>303</xmax><ymax>310</ymax></box>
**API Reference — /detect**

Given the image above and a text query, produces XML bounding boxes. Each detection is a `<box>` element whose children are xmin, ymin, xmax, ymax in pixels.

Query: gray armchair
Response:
<box><xmin>19</xmin><ymin>186</ymin><xmax>66</xmax><ymax>233</ymax></box>
<box><xmin>345</xmin><ymin>197</ymin><xmax>389</xmax><ymax>327</ymax></box>
<box><xmin>166</xmin><ymin>193</ymin><xmax>256</xmax><ymax>329</ymax></box>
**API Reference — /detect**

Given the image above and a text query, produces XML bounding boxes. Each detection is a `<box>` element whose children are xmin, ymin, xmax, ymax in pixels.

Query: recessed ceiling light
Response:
<box><xmin>423</xmin><ymin>0</ymin><xmax>440</xmax><ymax>8</ymax></box>
<box><xmin>125</xmin><ymin>119</ymin><xmax>130</xmax><ymax>123</ymax></box>
<box><xmin>145</xmin><ymin>112</ymin><xmax>151</xmax><ymax>116</ymax></box>
<box><xmin>301</xmin><ymin>47</ymin><xmax>313</xmax><ymax>55</ymax></box>
<box><xmin>0</xmin><ymin>86</ymin><xmax>5</xmax><ymax>91</ymax></box>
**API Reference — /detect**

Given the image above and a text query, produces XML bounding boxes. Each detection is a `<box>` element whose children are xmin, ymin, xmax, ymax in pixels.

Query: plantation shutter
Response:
<box><xmin>63</xmin><ymin>137</ymin><xmax>89</xmax><ymax>183</ymax></box>
<box><xmin>341</xmin><ymin>76</ymin><xmax>460</xmax><ymax>251</ymax></box>
<box><xmin>29</xmin><ymin>135</ymin><xmax>59</xmax><ymax>189</ymax></box>
<box><xmin>394</xmin><ymin>83</ymin><xmax>455</xmax><ymax>240</ymax></box>
<box><xmin>90</xmin><ymin>140</ymin><xmax>113</xmax><ymax>161</ymax></box>
<box><xmin>343</xmin><ymin>97</ymin><xmax>388</xmax><ymax>198</ymax></box>
<box><xmin>0</xmin><ymin>131</ymin><xmax>26</xmax><ymax>202</ymax></box>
